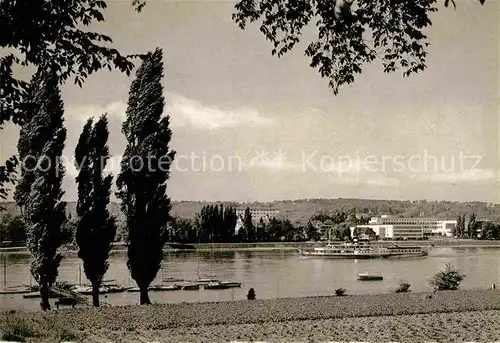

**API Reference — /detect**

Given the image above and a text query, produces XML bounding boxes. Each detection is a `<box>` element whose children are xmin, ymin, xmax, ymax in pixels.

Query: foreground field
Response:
<box><xmin>92</xmin><ymin>310</ymin><xmax>500</xmax><ymax>343</ymax></box>
<box><xmin>1</xmin><ymin>290</ymin><xmax>499</xmax><ymax>342</ymax></box>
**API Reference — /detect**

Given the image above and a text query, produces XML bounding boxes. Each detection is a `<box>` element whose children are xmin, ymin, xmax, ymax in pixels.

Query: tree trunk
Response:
<box><xmin>39</xmin><ymin>282</ymin><xmax>51</xmax><ymax>311</ymax></box>
<box><xmin>139</xmin><ymin>284</ymin><xmax>151</xmax><ymax>305</ymax></box>
<box><xmin>91</xmin><ymin>283</ymin><xmax>100</xmax><ymax>307</ymax></box>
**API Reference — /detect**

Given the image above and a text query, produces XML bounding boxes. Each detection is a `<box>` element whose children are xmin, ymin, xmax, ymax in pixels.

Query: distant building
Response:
<box><xmin>350</xmin><ymin>216</ymin><xmax>457</xmax><ymax>240</ymax></box>
<box><xmin>351</xmin><ymin>225</ymin><xmax>394</xmax><ymax>240</ymax></box>
<box><xmin>235</xmin><ymin>208</ymin><xmax>279</xmax><ymax>223</ymax></box>
<box><xmin>311</xmin><ymin>219</ymin><xmax>335</xmax><ymax>240</ymax></box>
<box><xmin>434</xmin><ymin>220</ymin><xmax>457</xmax><ymax>237</ymax></box>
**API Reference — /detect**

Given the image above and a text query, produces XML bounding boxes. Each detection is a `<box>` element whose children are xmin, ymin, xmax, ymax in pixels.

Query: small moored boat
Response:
<box><xmin>163</xmin><ymin>277</ymin><xmax>185</xmax><ymax>283</ymax></box>
<box><xmin>196</xmin><ymin>278</ymin><xmax>220</xmax><ymax>284</ymax></box>
<box><xmin>72</xmin><ymin>283</ymin><xmax>126</xmax><ymax>295</ymax></box>
<box><xmin>0</xmin><ymin>285</ymin><xmax>36</xmax><ymax>295</ymax></box>
<box><xmin>204</xmin><ymin>282</ymin><xmax>230</xmax><ymax>290</ymax></box>
<box><xmin>127</xmin><ymin>284</ymin><xmax>181</xmax><ymax>292</ymax></box>
<box><xmin>181</xmin><ymin>283</ymin><xmax>200</xmax><ymax>290</ymax></box>
<box><xmin>357</xmin><ymin>273</ymin><xmax>383</xmax><ymax>281</ymax></box>
<box><xmin>22</xmin><ymin>291</ymin><xmax>60</xmax><ymax>299</ymax></box>
<box><xmin>219</xmin><ymin>281</ymin><xmax>241</xmax><ymax>288</ymax></box>
<box><xmin>204</xmin><ymin>281</ymin><xmax>241</xmax><ymax>289</ymax></box>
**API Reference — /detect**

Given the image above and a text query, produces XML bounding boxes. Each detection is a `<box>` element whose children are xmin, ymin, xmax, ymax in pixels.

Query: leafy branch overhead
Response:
<box><xmin>0</xmin><ymin>0</ymin><xmax>146</xmax><ymax>126</ymax></box>
<box><xmin>0</xmin><ymin>0</ymin><xmax>146</xmax><ymax>201</ymax></box>
<box><xmin>233</xmin><ymin>0</ymin><xmax>488</xmax><ymax>94</ymax></box>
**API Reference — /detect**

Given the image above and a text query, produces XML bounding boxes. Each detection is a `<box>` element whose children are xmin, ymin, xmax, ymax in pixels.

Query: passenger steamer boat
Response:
<box><xmin>298</xmin><ymin>240</ymin><xmax>428</xmax><ymax>259</ymax></box>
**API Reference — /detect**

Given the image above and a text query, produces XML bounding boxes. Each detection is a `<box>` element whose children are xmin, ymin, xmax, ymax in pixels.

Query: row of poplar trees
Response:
<box><xmin>196</xmin><ymin>205</ymin><xmax>238</xmax><ymax>242</ymax></box>
<box><xmin>14</xmin><ymin>48</ymin><xmax>173</xmax><ymax>309</ymax></box>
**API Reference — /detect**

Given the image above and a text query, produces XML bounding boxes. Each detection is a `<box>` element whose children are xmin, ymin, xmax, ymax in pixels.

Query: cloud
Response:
<box><xmin>65</xmin><ymin>93</ymin><xmax>274</xmax><ymax>131</ymax></box>
<box><xmin>328</xmin><ymin>174</ymin><xmax>401</xmax><ymax>187</ymax></box>
<box><xmin>167</xmin><ymin>92</ymin><xmax>274</xmax><ymax>130</ymax></box>
<box><xmin>242</xmin><ymin>149</ymin><xmax>299</xmax><ymax>172</ymax></box>
<box><xmin>66</xmin><ymin>102</ymin><xmax>127</xmax><ymax>123</ymax></box>
<box><xmin>413</xmin><ymin>169</ymin><xmax>498</xmax><ymax>183</ymax></box>
<box><xmin>245</xmin><ymin>158</ymin><xmax>297</xmax><ymax>171</ymax></box>
<box><xmin>63</xmin><ymin>155</ymin><xmax>122</xmax><ymax>178</ymax></box>
<box><xmin>323</xmin><ymin>168</ymin><xmax>497</xmax><ymax>187</ymax></box>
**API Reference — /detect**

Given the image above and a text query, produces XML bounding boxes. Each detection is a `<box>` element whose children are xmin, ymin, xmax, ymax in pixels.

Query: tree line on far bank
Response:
<box><xmin>3</xmin><ymin>208</ymin><xmax>500</xmax><ymax>247</ymax></box>
<box><xmin>453</xmin><ymin>213</ymin><xmax>500</xmax><ymax>240</ymax></box>
<box><xmin>158</xmin><ymin>207</ymin><xmax>372</xmax><ymax>243</ymax></box>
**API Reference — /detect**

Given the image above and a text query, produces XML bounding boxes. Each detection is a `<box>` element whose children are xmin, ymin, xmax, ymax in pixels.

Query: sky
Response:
<box><xmin>1</xmin><ymin>0</ymin><xmax>499</xmax><ymax>203</ymax></box>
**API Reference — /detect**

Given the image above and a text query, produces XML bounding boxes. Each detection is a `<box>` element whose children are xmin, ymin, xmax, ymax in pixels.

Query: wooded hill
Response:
<box><xmin>1</xmin><ymin>199</ymin><xmax>499</xmax><ymax>224</ymax></box>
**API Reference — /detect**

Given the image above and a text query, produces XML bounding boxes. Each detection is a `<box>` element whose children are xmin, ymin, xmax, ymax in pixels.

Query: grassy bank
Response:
<box><xmin>1</xmin><ymin>290</ymin><xmax>499</xmax><ymax>342</ymax></box>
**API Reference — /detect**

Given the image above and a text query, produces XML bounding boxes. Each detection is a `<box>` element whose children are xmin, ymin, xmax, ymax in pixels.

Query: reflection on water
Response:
<box><xmin>1</xmin><ymin>247</ymin><xmax>499</xmax><ymax>310</ymax></box>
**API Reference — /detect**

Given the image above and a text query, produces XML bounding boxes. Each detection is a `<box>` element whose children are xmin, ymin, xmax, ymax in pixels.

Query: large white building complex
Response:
<box><xmin>234</xmin><ymin>208</ymin><xmax>279</xmax><ymax>234</ymax></box>
<box><xmin>235</xmin><ymin>208</ymin><xmax>279</xmax><ymax>222</ymax></box>
<box><xmin>350</xmin><ymin>215</ymin><xmax>457</xmax><ymax>240</ymax></box>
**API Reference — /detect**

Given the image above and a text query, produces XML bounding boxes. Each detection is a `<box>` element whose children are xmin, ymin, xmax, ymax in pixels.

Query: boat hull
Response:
<box><xmin>127</xmin><ymin>285</ymin><xmax>181</xmax><ymax>292</ymax></box>
<box><xmin>22</xmin><ymin>291</ymin><xmax>59</xmax><ymax>299</ymax></box>
<box><xmin>163</xmin><ymin>278</ymin><xmax>185</xmax><ymax>283</ymax></box>
<box><xmin>204</xmin><ymin>283</ymin><xmax>230</xmax><ymax>290</ymax></box>
<box><xmin>72</xmin><ymin>284</ymin><xmax>127</xmax><ymax>295</ymax></box>
<box><xmin>204</xmin><ymin>281</ymin><xmax>241</xmax><ymax>289</ymax></box>
<box><xmin>357</xmin><ymin>276</ymin><xmax>383</xmax><ymax>281</ymax></box>
<box><xmin>196</xmin><ymin>278</ymin><xmax>220</xmax><ymax>283</ymax></box>
<box><xmin>182</xmin><ymin>284</ymin><xmax>200</xmax><ymax>290</ymax></box>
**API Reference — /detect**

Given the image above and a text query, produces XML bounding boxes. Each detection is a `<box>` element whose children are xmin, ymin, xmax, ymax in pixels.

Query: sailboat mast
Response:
<box><xmin>3</xmin><ymin>255</ymin><xmax>6</xmax><ymax>289</ymax></box>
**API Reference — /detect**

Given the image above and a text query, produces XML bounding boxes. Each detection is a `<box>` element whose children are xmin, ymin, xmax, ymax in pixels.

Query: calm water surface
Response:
<box><xmin>1</xmin><ymin>247</ymin><xmax>499</xmax><ymax>310</ymax></box>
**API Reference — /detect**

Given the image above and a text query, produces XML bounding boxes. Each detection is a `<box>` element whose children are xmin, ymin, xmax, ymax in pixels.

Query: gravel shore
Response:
<box><xmin>1</xmin><ymin>290</ymin><xmax>499</xmax><ymax>342</ymax></box>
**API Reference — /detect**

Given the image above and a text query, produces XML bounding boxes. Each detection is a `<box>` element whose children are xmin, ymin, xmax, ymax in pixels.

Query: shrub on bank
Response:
<box><xmin>335</xmin><ymin>288</ymin><xmax>346</xmax><ymax>296</ymax></box>
<box><xmin>429</xmin><ymin>263</ymin><xmax>466</xmax><ymax>291</ymax></box>
<box><xmin>395</xmin><ymin>280</ymin><xmax>411</xmax><ymax>293</ymax></box>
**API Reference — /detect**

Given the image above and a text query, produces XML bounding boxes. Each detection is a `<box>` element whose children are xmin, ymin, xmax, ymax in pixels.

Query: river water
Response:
<box><xmin>1</xmin><ymin>247</ymin><xmax>499</xmax><ymax>310</ymax></box>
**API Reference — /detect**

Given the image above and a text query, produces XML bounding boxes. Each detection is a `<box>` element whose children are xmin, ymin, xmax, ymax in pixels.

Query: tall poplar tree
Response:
<box><xmin>15</xmin><ymin>70</ymin><xmax>67</xmax><ymax>310</ymax></box>
<box><xmin>222</xmin><ymin>206</ymin><xmax>237</xmax><ymax>242</ymax></box>
<box><xmin>242</xmin><ymin>207</ymin><xmax>254</xmax><ymax>242</ymax></box>
<box><xmin>455</xmin><ymin>214</ymin><xmax>465</xmax><ymax>238</ymax></box>
<box><xmin>467</xmin><ymin>213</ymin><xmax>476</xmax><ymax>239</ymax></box>
<box><xmin>117</xmin><ymin>48</ymin><xmax>175</xmax><ymax>305</ymax></box>
<box><xmin>75</xmin><ymin>114</ymin><xmax>116</xmax><ymax>307</ymax></box>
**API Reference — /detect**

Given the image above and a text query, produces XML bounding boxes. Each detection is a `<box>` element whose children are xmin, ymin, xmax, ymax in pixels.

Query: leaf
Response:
<box><xmin>445</xmin><ymin>0</ymin><xmax>457</xmax><ymax>8</ymax></box>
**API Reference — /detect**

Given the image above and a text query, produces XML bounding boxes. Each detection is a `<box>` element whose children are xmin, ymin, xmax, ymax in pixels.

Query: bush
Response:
<box><xmin>395</xmin><ymin>280</ymin><xmax>411</xmax><ymax>293</ymax></box>
<box><xmin>335</xmin><ymin>288</ymin><xmax>346</xmax><ymax>296</ymax></box>
<box><xmin>429</xmin><ymin>263</ymin><xmax>466</xmax><ymax>291</ymax></box>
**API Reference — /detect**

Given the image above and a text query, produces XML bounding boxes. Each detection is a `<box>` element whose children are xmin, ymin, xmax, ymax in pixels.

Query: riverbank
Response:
<box><xmin>2</xmin><ymin>239</ymin><xmax>500</xmax><ymax>254</ymax></box>
<box><xmin>1</xmin><ymin>289</ymin><xmax>499</xmax><ymax>342</ymax></box>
